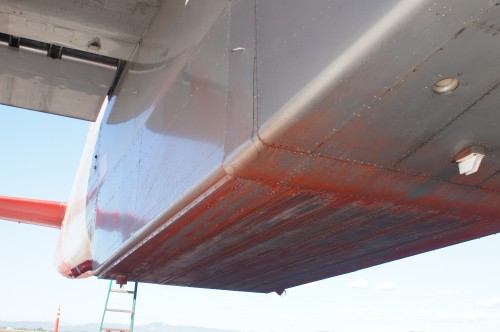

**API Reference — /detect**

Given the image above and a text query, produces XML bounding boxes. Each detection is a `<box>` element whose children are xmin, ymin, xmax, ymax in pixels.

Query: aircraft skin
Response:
<box><xmin>1</xmin><ymin>0</ymin><xmax>500</xmax><ymax>293</ymax></box>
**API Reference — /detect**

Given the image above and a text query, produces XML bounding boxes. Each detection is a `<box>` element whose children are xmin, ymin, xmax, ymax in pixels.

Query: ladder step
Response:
<box><xmin>111</xmin><ymin>289</ymin><xmax>135</xmax><ymax>294</ymax></box>
<box><xmin>106</xmin><ymin>308</ymin><xmax>133</xmax><ymax>313</ymax></box>
<box><xmin>100</xmin><ymin>281</ymin><xmax>138</xmax><ymax>332</ymax></box>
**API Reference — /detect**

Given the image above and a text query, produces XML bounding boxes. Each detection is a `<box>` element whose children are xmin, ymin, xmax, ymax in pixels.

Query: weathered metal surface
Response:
<box><xmin>0</xmin><ymin>0</ymin><xmax>159</xmax><ymax>60</ymax></box>
<box><xmin>0</xmin><ymin>0</ymin><xmax>159</xmax><ymax>120</ymax></box>
<box><xmin>400</xmin><ymin>81</ymin><xmax>500</xmax><ymax>186</ymax></box>
<box><xmin>256</xmin><ymin>0</ymin><xmax>490</xmax><ymax>153</ymax></box>
<box><xmin>100</xmin><ymin>177</ymin><xmax>498</xmax><ymax>293</ymax></box>
<box><xmin>318</xmin><ymin>24</ymin><xmax>500</xmax><ymax>169</ymax></box>
<box><xmin>50</xmin><ymin>0</ymin><xmax>500</xmax><ymax>292</ymax></box>
<box><xmin>0</xmin><ymin>42</ymin><xmax>116</xmax><ymax>121</ymax></box>
<box><xmin>90</xmin><ymin>0</ymin><xmax>230</xmax><ymax>269</ymax></box>
<box><xmin>484</xmin><ymin>172</ymin><xmax>500</xmax><ymax>192</ymax></box>
<box><xmin>225</xmin><ymin>0</ymin><xmax>256</xmax><ymax>155</ymax></box>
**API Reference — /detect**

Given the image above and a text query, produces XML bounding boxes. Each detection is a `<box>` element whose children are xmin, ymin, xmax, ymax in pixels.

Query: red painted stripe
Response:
<box><xmin>0</xmin><ymin>196</ymin><xmax>66</xmax><ymax>228</ymax></box>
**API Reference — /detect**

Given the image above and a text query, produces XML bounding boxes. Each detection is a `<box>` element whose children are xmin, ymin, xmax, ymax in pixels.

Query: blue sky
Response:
<box><xmin>0</xmin><ymin>104</ymin><xmax>499</xmax><ymax>332</ymax></box>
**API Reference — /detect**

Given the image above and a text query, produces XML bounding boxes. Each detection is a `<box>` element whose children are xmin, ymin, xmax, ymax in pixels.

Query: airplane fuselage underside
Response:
<box><xmin>85</xmin><ymin>0</ymin><xmax>500</xmax><ymax>293</ymax></box>
<box><xmin>3</xmin><ymin>0</ymin><xmax>500</xmax><ymax>293</ymax></box>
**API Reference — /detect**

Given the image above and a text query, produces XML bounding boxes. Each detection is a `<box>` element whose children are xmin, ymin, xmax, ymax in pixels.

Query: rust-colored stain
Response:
<box><xmin>101</xmin><ymin>161</ymin><xmax>500</xmax><ymax>292</ymax></box>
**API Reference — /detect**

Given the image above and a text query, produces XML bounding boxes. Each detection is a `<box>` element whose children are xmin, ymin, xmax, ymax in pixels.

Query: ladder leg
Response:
<box><xmin>130</xmin><ymin>282</ymin><xmax>138</xmax><ymax>332</ymax></box>
<box><xmin>99</xmin><ymin>280</ymin><xmax>113</xmax><ymax>332</ymax></box>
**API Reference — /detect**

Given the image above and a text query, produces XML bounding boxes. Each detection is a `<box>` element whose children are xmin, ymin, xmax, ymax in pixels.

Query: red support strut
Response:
<box><xmin>0</xmin><ymin>196</ymin><xmax>66</xmax><ymax>228</ymax></box>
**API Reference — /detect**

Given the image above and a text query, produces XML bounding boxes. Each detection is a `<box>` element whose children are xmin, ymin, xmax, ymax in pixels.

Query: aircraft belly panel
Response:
<box><xmin>87</xmin><ymin>0</ymin><xmax>500</xmax><ymax>292</ymax></box>
<box><xmin>318</xmin><ymin>25</ymin><xmax>500</xmax><ymax>169</ymax></box>
<box><xmin>255</xmin><ymin>0</ymin><xmax>404</xmax><ymax>129</ymax></box>
<box><xmin>400</xmin><ymin>80</ymin><xmax>500</xmax><ymax>185</ymax></box>
<box><xmin>484</xmin><ymin>173</ymin><xmax>500</xmax><ymax>192</ymax></box>
<box><xmin>99</xmin><ymin>176</ymin><xmax>498</xmax><ymax>293</ymax></box>
<box><xmin>256</xmin><ymin>0</ymin><xmax>492</xmax><ymax>152</ymax></box>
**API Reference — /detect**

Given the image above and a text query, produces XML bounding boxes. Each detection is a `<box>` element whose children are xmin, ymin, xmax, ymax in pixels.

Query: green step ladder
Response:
<box><xmin>99</xmin><ymin>280</ymin><xmax>138</xmax><ymax>332</ymax></box>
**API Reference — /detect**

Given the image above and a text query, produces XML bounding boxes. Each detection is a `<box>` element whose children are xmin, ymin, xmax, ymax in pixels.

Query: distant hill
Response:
<box><xmin>0</xmin><ymin>321</ymin><xmax>245</xmax><ymax>332</ymax></box>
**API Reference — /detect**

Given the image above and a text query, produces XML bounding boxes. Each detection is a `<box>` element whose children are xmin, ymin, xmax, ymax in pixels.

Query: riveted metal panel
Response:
<box><xmin>318</xmin><ymin>25</ymin><xmax>500</xmax><ymax>169</ymax></box>
<box><xmin>255</xmin><ymin>0</ymin><xmax>405</xmax><ymax>136</ymax></box>
<box><xmin>0</xmin><ymin>44</ymin><xmax>115</xmax><ymax>120</ymax></box>
<box><xmin>225</xmin><ymin>0</ymin><xmax>256</xmax><ymax>156</ymax></box>
<box><xmin>0</xmin><ymin>0</ymin><xmax>159</xmax><ymax>59</ymax></box>
<box><xmin>400</xmin><ymin>82</ymin><xmax>500</xmax><ymax>185</ymax></box>
<box><xmin>53</xmin><ymin>0</ymin><xmax>500</xmax><ymax>293</ymax></box>
<box><xmin>255</xmin><ymin>0</ymin><xmax>492</xmax><ymax>153</ymax></box>
<box><xmin>92</xmin><ymin>0</ymin><xmax>230</xmax><ymax>269</ymax></box>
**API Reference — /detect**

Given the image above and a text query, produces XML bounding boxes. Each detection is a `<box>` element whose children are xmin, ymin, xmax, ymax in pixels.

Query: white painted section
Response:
<box><xmin>56</xmin><ymin>98</ymin><xmax>108</xmax><ymax>277</ymax></box>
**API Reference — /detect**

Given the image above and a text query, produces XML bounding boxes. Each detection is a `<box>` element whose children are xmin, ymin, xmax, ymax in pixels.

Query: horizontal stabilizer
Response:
<box><xmin>0</xmin><ymin>196</ymin><xmax>66</xmax><ymax>228</ymax></box>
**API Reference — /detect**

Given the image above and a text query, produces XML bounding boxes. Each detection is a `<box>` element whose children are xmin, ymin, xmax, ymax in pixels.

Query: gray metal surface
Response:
<box><xmin>82</xmin><ymin>0</ymin><xmax>500</xmax><ymax>293</ymax></box>
<box><xmin>225</xmin><ymin>0</ymin><xmax>256</xmax><ymax>156</ymax></box>
<box><xmin>0</xmin><ymin>42</ymin><xmax>116</xmax><ymax>120</ymax></box>
<box><xmin>90</xmin><ymin>0</ymin><xmax>230</xmax><ymax>269</ymax></box>
<box><xmin>0</xmin><ymin>0</ymin><xmax>160</xmax><ymax>120</ymax></box>
<box><xmin>256</xmin><ymin>0</ymin><xmax>493</xmax><ymax>154</ymax></box>
<box><xmin>0</xmin><ymin>0</ymin><xmax>158</xmax><ymax>59</ymax></box>
<box><xmin>318</xmin><ymin>24</ymin><xmax>500</xmax><ymax>170</ymax></box>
